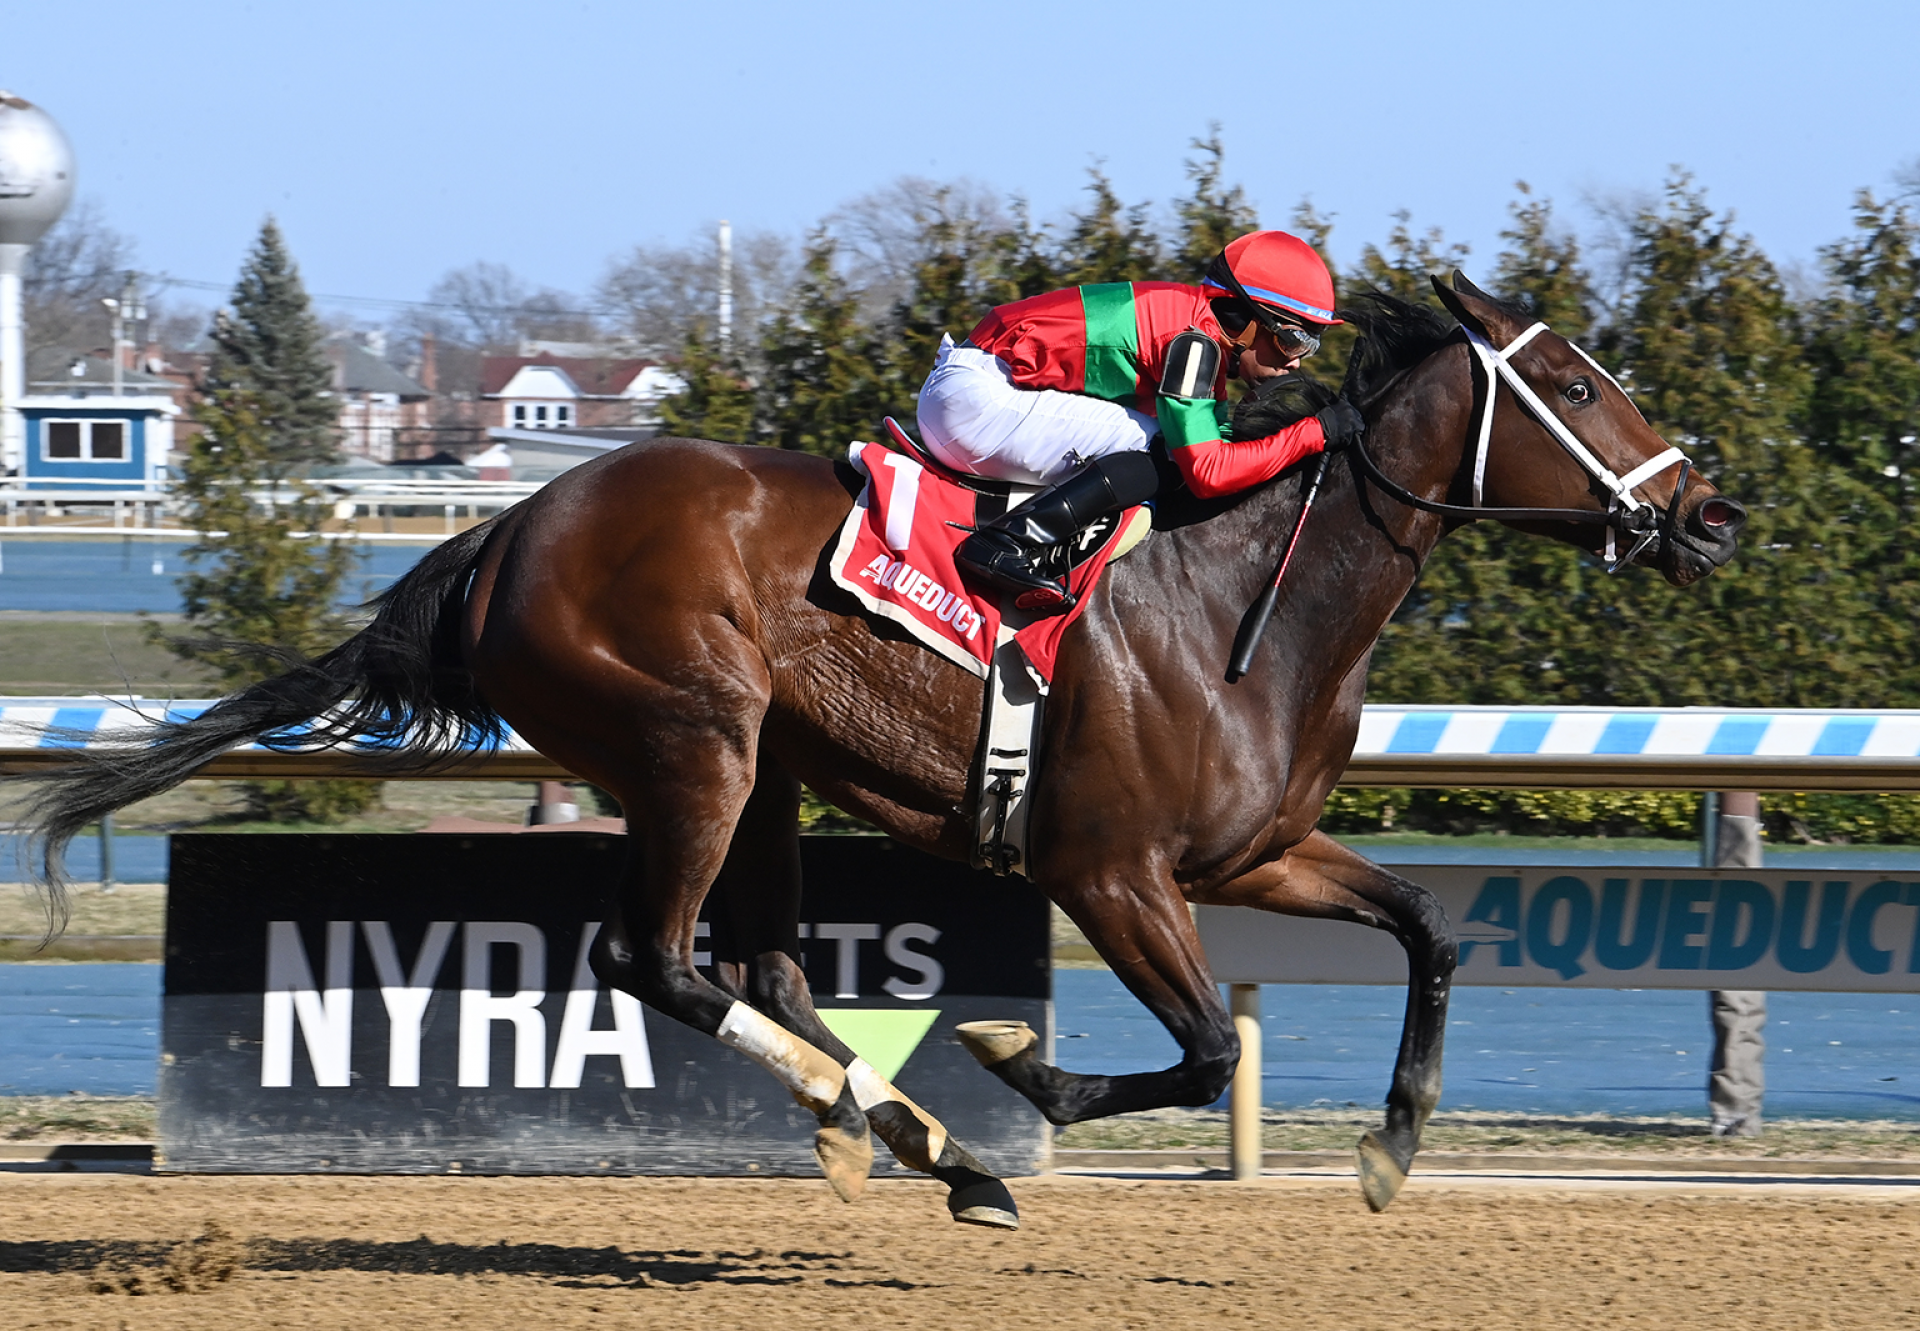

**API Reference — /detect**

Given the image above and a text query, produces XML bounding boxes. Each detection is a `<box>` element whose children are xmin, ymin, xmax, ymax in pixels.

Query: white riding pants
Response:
<box><xmin>915</xmin><ymin>334</ymin><xmax>1158</xmax><ymax>486</ymax></box>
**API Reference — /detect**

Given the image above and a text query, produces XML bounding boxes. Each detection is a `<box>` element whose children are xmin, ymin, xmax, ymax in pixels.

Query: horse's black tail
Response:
<box><xmin>17</xmin><ymin>515</ymin><xmax>508</xmax><ymax>921</ymax></box>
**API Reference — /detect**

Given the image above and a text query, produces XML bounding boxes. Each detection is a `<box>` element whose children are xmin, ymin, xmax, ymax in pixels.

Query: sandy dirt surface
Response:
<box><xmin>1</xmin><ymin>1172</ymin><xmax>1915</xmax><ymax>1330</ymax></box>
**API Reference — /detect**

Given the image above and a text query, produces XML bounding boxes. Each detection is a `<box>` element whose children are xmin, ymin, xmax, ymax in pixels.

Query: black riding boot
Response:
<box><xmin>955</xmin><ymin>451</ymin><xmax>1160</xmax><ymax>615</ymax></box>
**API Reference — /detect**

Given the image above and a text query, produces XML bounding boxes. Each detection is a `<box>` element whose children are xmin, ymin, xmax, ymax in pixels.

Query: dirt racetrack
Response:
<box><xmin>2</xmin><ymin>1172</ymin><xmax>1916</xmax><ymax>1330</ymax></box>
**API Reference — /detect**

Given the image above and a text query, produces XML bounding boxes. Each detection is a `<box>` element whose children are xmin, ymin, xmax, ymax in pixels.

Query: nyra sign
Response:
<box><xmin>1196</xmin><ymin>865</ymin><xmax>1920</xmax><ymax>993</ymax></box>
<box><xmin>158</xmin><ymin>834</ymin><xmax>1050</xmax><ymax>1176</ymax></box>
<box><xmin>254</xmin><ymin>915</ymin><xmax>949</xmax><ymax>1092</ymax></box>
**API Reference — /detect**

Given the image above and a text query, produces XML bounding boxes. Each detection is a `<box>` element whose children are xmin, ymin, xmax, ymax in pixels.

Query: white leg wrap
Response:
<box><xmin>847</xmin><ymin>1056</ymin><xmax>948</xmax><ymax>1167</ymax></box>
<box><xmin>716</xmin><ymin>1001</ymin><xmax>846</xmax><ymax>1113</ymax></box>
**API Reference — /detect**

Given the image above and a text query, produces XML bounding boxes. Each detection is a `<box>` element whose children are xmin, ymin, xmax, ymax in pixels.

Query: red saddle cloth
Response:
<box><xmin>828</xmin><ymin>441</ymin><xmax>1131</xmax><ymax>686</ymax></box>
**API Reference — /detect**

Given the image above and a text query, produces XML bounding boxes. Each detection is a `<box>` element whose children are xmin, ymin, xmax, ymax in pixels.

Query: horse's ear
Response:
<box><xmin>1429</xmin><ymin>270</ymin><xmax>1528</xmax><ymax>346</ymax></box>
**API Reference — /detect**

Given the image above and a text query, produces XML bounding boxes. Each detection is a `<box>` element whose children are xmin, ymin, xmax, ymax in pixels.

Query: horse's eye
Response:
<box><xmin>1565</xmin><ymin>380</ymin><xmax>1594</xmax><ymax>405</ymax></box>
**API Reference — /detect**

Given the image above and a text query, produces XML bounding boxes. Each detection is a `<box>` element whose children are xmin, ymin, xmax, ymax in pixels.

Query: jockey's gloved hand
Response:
<box><xmin>1315</xmin><ymin>399</ymin><xmax>1366</xmax><ymax>452</ymax></box>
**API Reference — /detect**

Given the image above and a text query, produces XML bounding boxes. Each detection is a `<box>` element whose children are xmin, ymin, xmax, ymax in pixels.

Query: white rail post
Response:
<box><xmin>1229</xmin><ymin>982</ymin><xmax>1261</xmax><ymax>1180</ymax></box>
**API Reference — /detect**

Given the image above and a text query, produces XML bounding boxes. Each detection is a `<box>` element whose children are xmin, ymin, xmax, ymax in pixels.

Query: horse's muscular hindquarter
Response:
<box><xmin>462</xmin><ymin>440</ymin><xmax>1022</xmax><ymax>1228</ymax></box>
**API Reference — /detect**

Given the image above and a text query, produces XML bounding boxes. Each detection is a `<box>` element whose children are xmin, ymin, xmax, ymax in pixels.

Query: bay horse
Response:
<box><xmin>23</xmin><ymin>274</ymin><xmax>1745</xmax><ymax>1228</ymax></box>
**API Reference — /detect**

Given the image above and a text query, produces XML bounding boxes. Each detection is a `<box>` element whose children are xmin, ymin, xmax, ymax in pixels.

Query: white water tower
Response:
<box><xmin>0</xmin><ymin>92</ymin><xmax>75</xmax><ymax>474</ymax></box>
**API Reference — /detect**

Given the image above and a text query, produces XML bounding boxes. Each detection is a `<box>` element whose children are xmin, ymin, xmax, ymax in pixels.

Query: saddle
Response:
<box><xmin>882</xmin><ymin>417</ymin><xmax>1015</xmax><ymax>497</ymax></box>
<box><xmin>881</xmin><ymin>417</ymin><xmax>1129</xmax><ymax>570</ymax></box>
<box><xmin>830</xmin><ymin>426</ymin><xmax>1152</xmax><ymax>877</ymax></box>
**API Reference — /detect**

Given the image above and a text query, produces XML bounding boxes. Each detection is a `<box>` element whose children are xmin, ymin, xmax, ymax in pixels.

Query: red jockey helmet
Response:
<box><xmin>1202</xmin><ymin>230</ymin><xmax>1343</xmax><ymax>328</ymax></box>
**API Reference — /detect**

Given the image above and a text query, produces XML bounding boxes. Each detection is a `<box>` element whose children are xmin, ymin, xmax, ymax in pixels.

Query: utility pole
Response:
<box><xmin>717</xmin><ymin>219</ymin><xmax>733</xmax><ymax>353</ymax></box>
<box><xmin>101</xmin><ymin>271</ymin><xmax>145</xmax><ymax>397</ymax></box>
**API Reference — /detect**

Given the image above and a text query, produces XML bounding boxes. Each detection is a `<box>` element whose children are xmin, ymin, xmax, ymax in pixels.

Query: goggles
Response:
<box><xmin>1268</xmin><ymin>323</ymin><xmax>1321</xmax><ymax>360</ymax></box>
<box><xmin>1227</xmin><ymin>310</ymin><xmax>1321</xmax><ymax>360</ymax></box>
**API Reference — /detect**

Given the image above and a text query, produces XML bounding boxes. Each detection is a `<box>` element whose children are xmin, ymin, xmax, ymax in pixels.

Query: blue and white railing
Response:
<box><xmin>0</xmin><ymin>698</ymin><xmax>565</xmax><ymax>779</ymax></box>
<box><xmin>1349</xmin><ymin>705</ymin><xmax>1920</xmax><ymax>789</ymax></box>
<box><xmin>2</xmin><ymin>699</ymin><xmax>1919</xmax><ymax>789</ymax></box>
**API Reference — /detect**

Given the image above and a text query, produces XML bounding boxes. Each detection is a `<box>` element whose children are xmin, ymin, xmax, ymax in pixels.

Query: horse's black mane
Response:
<box><xmin>1228</xmin><ymin>283</ymin><xmax>1539</xmax><ymax>431</ymax></box>
<box><xmin>1337</xmin><ymin>284</ymin><xmax>1533</xmax><ymax>406</ymax></box>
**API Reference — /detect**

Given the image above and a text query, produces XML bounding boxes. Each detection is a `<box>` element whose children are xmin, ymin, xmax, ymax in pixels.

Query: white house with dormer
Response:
<box><xmin>480</xmin><ymin>353</ymin><xmax>684</xmax><ymax>433</ymax></box>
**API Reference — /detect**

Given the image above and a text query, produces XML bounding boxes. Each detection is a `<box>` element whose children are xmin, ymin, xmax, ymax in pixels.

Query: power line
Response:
<box><xmin>152</xmin><ymin>275</ymin><xmax>608</xmax><ymax>322</ymax></box>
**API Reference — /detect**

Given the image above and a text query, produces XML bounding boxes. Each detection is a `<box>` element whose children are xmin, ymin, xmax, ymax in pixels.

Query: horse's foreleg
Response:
<box><xmin>705</xmin><ymin>755</ymin><xmax>1019</xmax><ymax>1228</ymax></box>
<box><xmin>960</xmin><ymin>869</ymin><xmax>1239</xmax><ymax>1124</ymax></box>
<box><xmin>1196</xmin><ymin>831</ymin><xmax>1457</xmax><ymax>1212</ymax></box>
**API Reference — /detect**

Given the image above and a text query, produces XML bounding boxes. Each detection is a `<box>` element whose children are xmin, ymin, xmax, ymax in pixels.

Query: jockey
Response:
<box><xmin>919</xmin><ymin>229</ymin><xmax>1365</xmax><ymax>613</ymax></box>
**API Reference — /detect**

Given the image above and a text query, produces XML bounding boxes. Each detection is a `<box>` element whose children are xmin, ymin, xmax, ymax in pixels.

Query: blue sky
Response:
<box><xmin>8</xmin><ymin>0</ymin><xmax>1918</xmax><ymax>316</ymax></box>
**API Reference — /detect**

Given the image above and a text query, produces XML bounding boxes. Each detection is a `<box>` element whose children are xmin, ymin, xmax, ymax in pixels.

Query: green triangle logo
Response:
<box><xmin>817</xmin><ymin>1009</ymin><xmax>942</xmax><ymax>1081</ymax></box>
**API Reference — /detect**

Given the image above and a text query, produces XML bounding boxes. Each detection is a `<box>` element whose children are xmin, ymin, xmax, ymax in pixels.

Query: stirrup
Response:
<box><xmin>1013</xmin><ymin>585</ymin><xmax>1073</xmax><ymax>613</ymax></box>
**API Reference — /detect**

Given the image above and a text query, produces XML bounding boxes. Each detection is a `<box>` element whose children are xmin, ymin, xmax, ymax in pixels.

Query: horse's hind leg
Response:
<box><xmin>704</xmin><ymin>754</ymin><xmax>1021</xmax><ymax>1229</ymax></box>
<box><xmin>1194</xmin><ymin>830</ymin><xmax>1457</xmax><ymax>1212</ymax></box>
<box><xmin>701</xmin><ymin>754</ymin><xmax>872</xmax><ymax>1202</ymax></box>
<box><xmin>577</xmin><ymin>713</ymin><xmax>868</xmax><ymax>1198</ymax></box>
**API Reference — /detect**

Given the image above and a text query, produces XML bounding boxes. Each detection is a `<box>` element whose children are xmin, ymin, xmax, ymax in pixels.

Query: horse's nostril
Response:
<box><xmin>1698</xmin><ymin>497</ymin><xmax>1741</xmax><ymax>529</ymax></box>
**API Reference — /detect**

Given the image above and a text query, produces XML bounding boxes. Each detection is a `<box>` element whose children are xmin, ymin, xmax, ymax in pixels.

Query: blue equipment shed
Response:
<box><xmin>16</xmin><ymin>351</ymin><xmax>178</xmax><ymax>488</ymax></box>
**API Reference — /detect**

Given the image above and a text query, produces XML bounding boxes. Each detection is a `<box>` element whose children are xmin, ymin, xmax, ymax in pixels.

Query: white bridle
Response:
<box><xmin>1463</xmin><ymin>322</ymin><xmax>1689</xmax><ymax>571</ymax></box>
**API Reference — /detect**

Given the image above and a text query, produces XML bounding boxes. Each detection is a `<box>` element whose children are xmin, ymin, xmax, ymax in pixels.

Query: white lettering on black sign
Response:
<box><xmin>258</xmin><ymin>917</ymin><xmax>948</xmax><ymax>1088</ymax></box>
<box><xmin>259</xmin><ymin>920</ymin><xmax>655</xmax><ymax>1091</ymax></box>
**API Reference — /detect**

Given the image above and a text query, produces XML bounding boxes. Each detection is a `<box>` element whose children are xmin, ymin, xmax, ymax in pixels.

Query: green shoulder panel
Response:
<box><xmin>1079</xmin><ymin>282</ymin><xmax>1140</xmax><ymax>403</ymax></box>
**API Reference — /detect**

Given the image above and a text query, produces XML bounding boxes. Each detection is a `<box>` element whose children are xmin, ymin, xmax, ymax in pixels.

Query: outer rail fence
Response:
<box><xmin>7</xmin><ymin>701</ymin><xmax>1920</xmax><ymax>788</ymax></box>
<box><xmin>0</xmin><ymin>478</ymin><xmax>542</xmax><ymax>539</ymax></box>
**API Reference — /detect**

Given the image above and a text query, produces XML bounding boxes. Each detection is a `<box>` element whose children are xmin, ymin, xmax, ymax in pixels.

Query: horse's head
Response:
<box><xmin>1429</xmin><ymin>272</ymin><xmax>1746</xmax><ymax>587</ymax></box>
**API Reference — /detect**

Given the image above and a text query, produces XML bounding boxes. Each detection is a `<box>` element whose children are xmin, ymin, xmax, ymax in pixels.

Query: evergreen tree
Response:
<box><xmin>1348</xmin><ymin>211</ymin><xmax>1470</xmax><ymax>306</ymax></box>
<box><xmin>1803</xmin><ymin>192</ymin><xmax>1920</xmax><ymax>704</ymax></box>
<box><xmin>1601</xmin><ymin>174</ymin><xmax>1806</xmax><ymax>483</ymax></box>
<box><xmin>1288</xmin><ymin>197</ymin><xmax>1336</xmax><ymax>260</ymax></box>
<box><xmin>657</xmin><ymin>323</ymin><xmax>758</xmax><ymax>443</ymax></box>
<box><xmin>759</xmin><ymin>233</ymin><xmax>892</xmax><ymax>457</ymax></box>
<box><xmin>1057</xmin><ymin>168</ymin><xmax>1164</xmax><ymax>286</ymax></box>
<box><xmin>1807</xmin><ymin>192</ymin><xmax>1920</xmax><ymax>476</ymax></box>
<box><xmin>879</xmin><ymin>187</ymin><xmax>1070</xmax><ymax>428</ymax></box>
<box><xmin>203</xmin><ymin>218</ymin><xmax>340</xmax><ymax>471</ymax></box>
<box><xmin>1489</xmin><ymin>184</ymin><xmax>1596</xmax><ymax>336</ymax></box>
<box><xmin>884</xmin><ymin>197</ymin><xmax>1003</xmax><ymax>400</ymax></box>
<box><xmin>1287</xmin><ymin>198</ymin><xmax>1360</xmax><ymax>375</ymax></box>
<box><xmin>167</xmin><ymin>390</ymin><xmax>356</xmax><ymax>673</ymax></box>
<box><xmin>1172</xmin><ymin>129</ymin><xmax>1259</xmax><ymax>275</ymax></box>
<box><xmin>984</xmin><ymin>198</ymin><xmax>1063</xmax><ymax>304</ymax></box>
<box><xmin>156</xmin><ymin>220</ymin><xmax>373</xmax><ymax>822</ymax></box>
<box><xmin>154</xmin><ymin>388</ymin><xmax>377</xmax><ymax>822</ymax></box>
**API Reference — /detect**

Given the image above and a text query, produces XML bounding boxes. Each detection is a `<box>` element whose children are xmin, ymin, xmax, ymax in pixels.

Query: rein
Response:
<box><xmin>1353</xmin><ymin>323</ymin><xmax>1692</xmax><ymax>574</ymax></box>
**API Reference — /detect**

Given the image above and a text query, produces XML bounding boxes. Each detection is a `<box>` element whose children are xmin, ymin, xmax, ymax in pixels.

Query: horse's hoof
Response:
<box><xmin>955</xmin><ymin>1019</ymin><xmax>1037</xmax><ymax>1068</ymax></box>
<box><xmin>946</xmin><ymin>1171</ymin><xmax>1020</xmax><ymax>1230</ymax></box>
<box><xmin>813</xmin><ymin>1122</ymin><xmax>874</xmax><ymax>1204</ymax></box>
<box><xmin>1355</xmin><ymin>1129</ymin><xmax>1410</xmax><ymax>1213</ymax></box>
<box><xmin>953</xmin><ymin>1205</ymin><xmax>1021</xmax><ymax>1230</ymax></box>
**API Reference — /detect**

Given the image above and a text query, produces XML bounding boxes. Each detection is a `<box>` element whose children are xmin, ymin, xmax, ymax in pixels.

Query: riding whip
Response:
<box><xmin>1228</xmin><ymin>450</ymin><xmax>1331</xmax><ymax>681</ymax></box>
